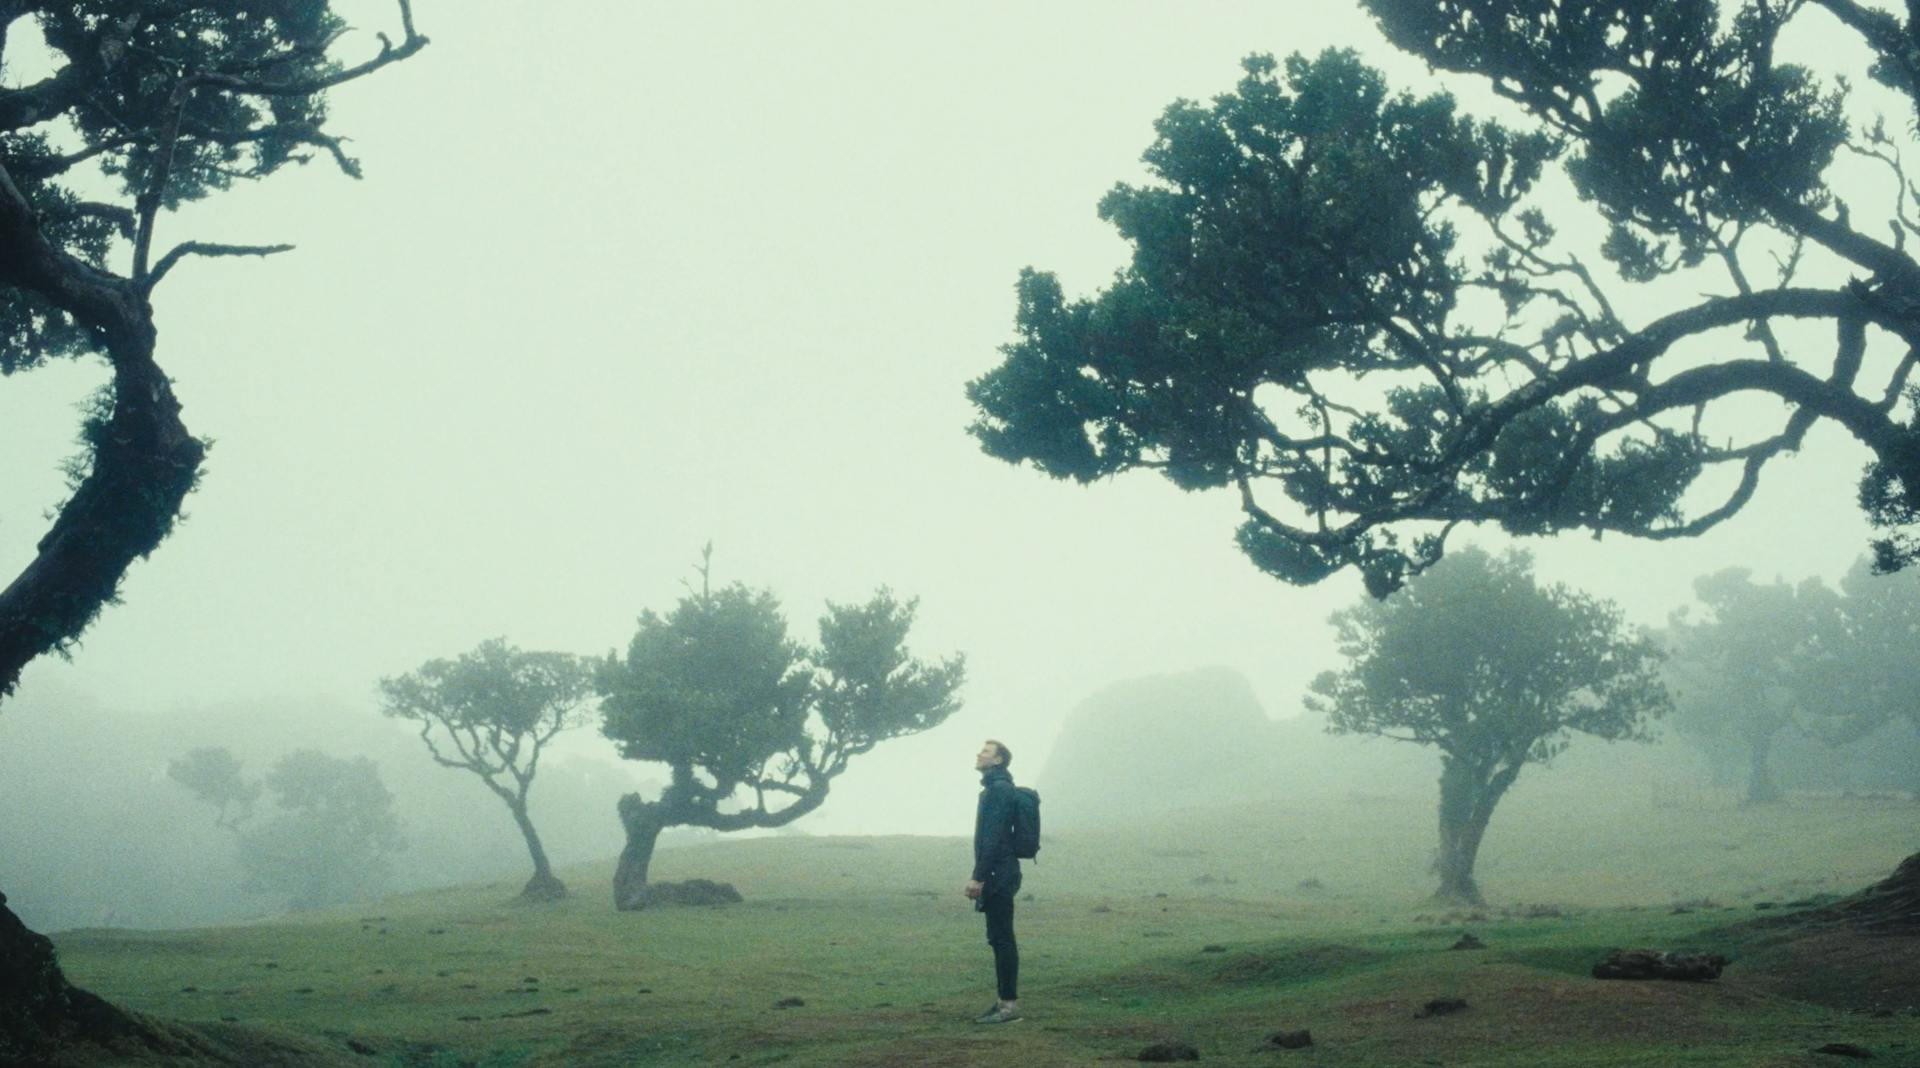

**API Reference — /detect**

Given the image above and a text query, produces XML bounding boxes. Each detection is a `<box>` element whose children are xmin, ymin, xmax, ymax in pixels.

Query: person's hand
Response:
<box><xmin>963</xmin><ymin>880</ymin><xmax>983</xmax><ymax>899</ymax></box>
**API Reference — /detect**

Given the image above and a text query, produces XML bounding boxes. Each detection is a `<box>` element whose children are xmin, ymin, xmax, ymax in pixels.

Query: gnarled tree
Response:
<box><xmin>1309</xmin><ymin>547</ymin><xmax>1669</xmax><ymax>904</ymax></box>
<box><xmin>969</xmin><ymin>7</ymin><xmax>1920</xmax><ymax>597</ymax></box>
<box><xmin>968</xmin><ymin>0</ymin><xmax>1920</xmax><ymax>920</ymax></box>
<box><xmin>597</xmin><ymin>555</ymin><xmax>963</xmax><ymax>910</ymax></box>
<box><xmin>0</xmin><ymin>2</ymin><xmax>423</xmax><ymax>1059</ymax></box>
<box><xmin>381</xmin><ymin>639</ymin><xmax>594</xmax><ymax>901</ymax></box>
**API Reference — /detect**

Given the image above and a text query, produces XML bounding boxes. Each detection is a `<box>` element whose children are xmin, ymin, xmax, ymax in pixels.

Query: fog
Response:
<box><xmin>0</xmin><ymin>3</ymin><xmax>1898</xmax><ymax>931</ymax></box>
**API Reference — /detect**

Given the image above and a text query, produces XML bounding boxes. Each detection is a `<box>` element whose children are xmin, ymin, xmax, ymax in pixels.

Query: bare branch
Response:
<box><xmin>184</xmin><ymin>2</ymin><xmax>428</xmax><ymax>99</ymax></box>
<box><xmin>1883</xmin><ymin>347</ymin><xmax>1920</xmax><ymax>410</ymax></box>
<box><xmin>141</xmin><ymin>240</ymin><xmax>294</xmax><ymax>292</ymax></box>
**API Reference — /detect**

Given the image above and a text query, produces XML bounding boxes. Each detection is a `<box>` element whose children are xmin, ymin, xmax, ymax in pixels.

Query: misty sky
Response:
<box><xmin>0</xmin><ymin>2</ymin><xmax>1890</xmax><ymax>836</ymax></box>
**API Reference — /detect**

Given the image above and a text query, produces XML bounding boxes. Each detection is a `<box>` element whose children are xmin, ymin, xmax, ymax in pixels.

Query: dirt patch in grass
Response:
<box><xmin>41</xmin><ymin>1012</ymin><xmax>367</xmax><ymax>1067</ymax></box>
<box><xmin>1324</xmin><ymin>967</ymin><xmax>1742</xmax><ymax>1062</ymax></box>
<box><xmin>1209</xmin><ymin>942</ymin><xmax>1382</xmax><ymax>986</ymax></box>
<box><xmin>1727</xmin><ymin>927</ymin><xmax>1920</xmax><ymax>1015</ymax></box>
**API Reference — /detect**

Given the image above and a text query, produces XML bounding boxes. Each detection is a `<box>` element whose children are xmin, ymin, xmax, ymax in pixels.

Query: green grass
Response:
<box><xmin>52</xmin><ymin>791</ymin><xmax>1920</xmax><ymax>1066</ymax></box>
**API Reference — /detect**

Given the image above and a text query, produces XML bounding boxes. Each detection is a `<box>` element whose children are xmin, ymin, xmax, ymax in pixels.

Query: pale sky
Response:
<box><xmin>0</xmin><ymin>2</ymin><xmax>1892</xmax><ymax>835</ymax></box>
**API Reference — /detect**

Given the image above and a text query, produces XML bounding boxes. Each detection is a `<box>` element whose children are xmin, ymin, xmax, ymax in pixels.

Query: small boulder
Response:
<box><xmin>774</xmin><ymin>996</ymin><xmax>805</xmax><ymax>1009</ymax></box>
<box><xmin>620</xmin><ymin>879</ymin><xmax>744</xmax><ymax>910</ymax></box>
<box><xmin>1813</xmin><ymin>1043</ymin><xmax>1874</xmax><ymax>1059</ymax></box>
<box><xmin>1201</xmin><ymin>944</ymin><xmax>1227</xmax><ymax>954</ymax></box>
<box><xmin>1450</xmin><ymin>933</ymin><xmax>1485</xmax><ymax>951</ymax></box>
<box><xmin>1415</xmin><ymin>998</ymin><xmax>1468</xmax><ymax>1018</ymax></box>
<box><xmin>1592</xmin><ymin>948</ymin><xmax>1726</xmax><ymax>982</ymax></box>
<box><xmin>1138</xmin><ymin>1040</ymin><xmax>1200</xmax><ymax>1061</ymax></box>
<box><xmin>1266</xmin><ymin>1029</ymin><xmax>1313</xmax><ymax>1049</ymax></box>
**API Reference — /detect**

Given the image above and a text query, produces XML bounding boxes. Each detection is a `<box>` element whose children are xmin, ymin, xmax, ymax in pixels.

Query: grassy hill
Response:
<box><xmin>46</xmin><ymin>789</ymin><xmax>1920</xmax><ymax>1067</ymax></box>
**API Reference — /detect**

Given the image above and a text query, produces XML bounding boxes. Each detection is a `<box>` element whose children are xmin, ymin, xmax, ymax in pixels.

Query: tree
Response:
<box><xmin>968</xmin><ymin>5</ymin><xmax>1920</xmax><ymax>600</ymax></box>
<box><xmin>1823</xmin><ymin>557</ymin><xmax>1920</xmax><ymax>793</ymax></box>
<box><xmin>0</xmin><ymin>2</ymin><xmax>424</xmax><ymax>1056</ymax></box>
<box><xmin>166</xmin><ymin>745</ymin><xmax>260</xmax><ymax>831</ymax></box>
<box><xmin>380</xmin><ymin>639</ymin><xmax>595</xmax><ymax>901</ymax></box>
<box><xmin>1308</xmin><ymin>547</ymin><xmax>1669</xmax><ymax>904</ymax></box>
<box><xmin>1664</xmin><ymin>569</ymin><xmax>1845</xmax><ymax>803</ymax></box>
<box><xmin>236</xmin><ymin>749</ymin><xmax>406</xmax><ymax>911</ymax></box>
<box><xmin>596</xmin><ymin>553</ymin><xmax>964</xmax><ymax>910</ymax></box>
<box><xmin>168</xmin><ymin>747</ymin><xmax>406</xmax><ymax>909</ymax></box>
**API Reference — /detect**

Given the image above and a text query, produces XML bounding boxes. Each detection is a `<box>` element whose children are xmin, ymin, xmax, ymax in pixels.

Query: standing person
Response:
<box><xmin>964</xmin><ymin>738</ymin><xmax>1022</xmax><ymax>1024</ymax></box>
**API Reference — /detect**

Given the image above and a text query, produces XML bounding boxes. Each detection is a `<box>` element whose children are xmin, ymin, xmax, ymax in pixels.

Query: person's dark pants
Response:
<box><xmin>982</xmin><ymin>892</ymin><xmax>1018</xmax><ymax>1001</ymax></box>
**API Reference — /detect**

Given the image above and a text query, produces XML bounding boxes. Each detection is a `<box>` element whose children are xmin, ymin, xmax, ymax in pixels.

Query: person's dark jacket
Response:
<box><xmin>972</xmin><ymin>765</ymin><xmax>1022</xmax><ymax>899</ymax></box>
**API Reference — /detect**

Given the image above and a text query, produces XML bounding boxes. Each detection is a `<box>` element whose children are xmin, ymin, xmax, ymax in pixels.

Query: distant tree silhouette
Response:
<box><xmin>0</xmin><ymin>4</ymin><xmax>424</xmax><ymax>1056</ymax></box>
<box><xmin>1310</xmin><ymin>547</ymin><xmax>1668</xmax><ymax>904</ymax></box>
<box><xmin>167</xmin><ymin>747</ymin><xmax>406</xmax><ymax>909</ymax></box>
<box><xmin>596</xmin><ymin>548</ymin><xmax>963</xmax><ymax>909</ymax></box>
<box><xmin>167</xmin><ymin>746</ymin><xmax>259</xmax><ymax>831</ymax></box>
<box><xmin>237</xmin><ymin>750</ymin><xmax>405</xmax><ymax>910</ymax></box>
<box><xmin>381</xmin><ymin>640</ymin><xmax>594</xmax><ymax>900</ymax></box>
<box><xmin>1665</xmin><ymin>569</ymin><xmax>1844</xmax><ymax>804</ymax></box>
<box><xmin>1822</xmin><ymin>559</ymin><xmax>1920</xmax><ymax>795</ymax></box>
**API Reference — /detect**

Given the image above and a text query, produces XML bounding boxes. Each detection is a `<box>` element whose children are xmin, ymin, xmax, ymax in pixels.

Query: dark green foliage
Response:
<box><xmin>1312</xmin><ymin>547</ymin><xmax>1668</xmax><ymax>758</ymax></box>
<box><xmin>381</xmin><ymin>640</ymin><xmax>596</xmax><ymax>896</ymax></box>
<box><xmin>0</xmin><ymin>1</ymin><xmax>424</xmax><ymax>703</ymax></box>
<box><xmin>597</xmin><ymin>553</ymin><xmax>962</xmax><ymax>901</ymax></box>
<box><xmin>1</xmin><ymin>1</ymin><xmax>421</xmax><ymax>372</ymax></box>
<box><xmin>601</xmin><ymin>584</ymin><xmax>815</xmax><ymax>790</ymax></box>
<box><xmin>0</xmin><ymin>0</ymin><xmax>425</xmax><ymax>1044</ymax></box>
<box><xmin>1309</xmin><ymin>547</ymin><xmax>1668</xmax><ymax>901</ymax></box>
<box><xmin>381</xmin><ymin>640</ymin><xmax>594</xmax><ymax>748</ymax></box>
<box><xmin>970</xmin><ymin>2</ymin><xmax>1920</xmax><ymax>591</ymax></box>
<box><xmin>599</xmin><ymin>578</ymin><xmax>964</xmax><ymax>814</ymax></box>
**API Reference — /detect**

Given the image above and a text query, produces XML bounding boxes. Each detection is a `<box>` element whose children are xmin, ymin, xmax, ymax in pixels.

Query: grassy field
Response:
<box><xmin>50</xmin><ymin>789</ymin><xmax>1920</xmax><ymax>1066</ymax></box>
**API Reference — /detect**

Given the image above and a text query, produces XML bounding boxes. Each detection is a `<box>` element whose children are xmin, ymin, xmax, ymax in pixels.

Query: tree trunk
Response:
<box><xmin>508</xmin><ymin>799</ymin><xmax>565</xmax><ymax>901</ymax></box>
<box><xmin>1434</xmin><ymin>759</ymin><xmax>1488</xmax><ymax>905</ymax></box>
<box><xmin>1745</xmin><ymin>730</ymin><xmax>1782</xmax><ymax>804</ymax></box>
<box><xmin>0</xmin><ymin>164</ymin><xmax>207</xmax><ymax>698</ymax></box>
<box><xmin>613</xmin><ymin>794</ymin><xmax>666</xmax><ymax>911</ymax></box>
<box><xmin>1433</xmin><ymin>757</ymin><xmax>1520</xmax><ymax>906</ymax></box>
<box><xmin>0</xmin><ymin>892</ymin><xmax>142</xmax><ymax>1061</ymax></box>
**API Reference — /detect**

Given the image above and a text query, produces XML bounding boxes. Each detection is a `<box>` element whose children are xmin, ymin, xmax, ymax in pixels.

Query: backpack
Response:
<box><xmin>1010</xmin><ymin>786</ymin><xmax>1041</xmax><ymax>860</ymax></box>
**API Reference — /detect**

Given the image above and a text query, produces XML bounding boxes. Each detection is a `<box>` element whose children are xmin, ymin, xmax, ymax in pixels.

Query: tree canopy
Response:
<box><xmin>380</xmin><ymin>639</ymin><xmax>595</xmax><ymax>900</ymax></box>
<box><xmin>0</xmin><ymin>5</ymin><xmax>425</xmax><ymax>1042</ymax></box>
<box><xmin>239</xmin><ymin>749</ymin><xmax>405</xmax><ymax>910</ymax></box>
<box><xmin>168</xmin><ymin>747</ymin><xmax>406</xmax><ymax>911</ymax></box>
<box><xmin>597</xmin><ymin>555</ymin><xmax>963</xmax><ymax>908</ymax></box>
<box><xmin>1309</xmin><ymin>546</ymin><xmax>1668</xmax><ymax>902</ymax></box>
<box><xmin>1664</xmin><ymin>567</ymin><xmax>1844</xmax><ymax>802</ymax></box>
<box><xmin>0</xmin><ymin>0</ymin><xmax>426</xmax><ymax>697</ymax></box>
<box><xmin>166</xmin><ymin>745</ymin><xmax>260</xmax><ymax>831</ymax></box>
<box><xmin>1828</xmin><ymin>555</ymin><xmax>1920</xmax><ymax>755</ymax></box>
<box><xmin>969</xmin><ymin>2</ymin><xmax>1920</xmax><ymax>597</ymax></box>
